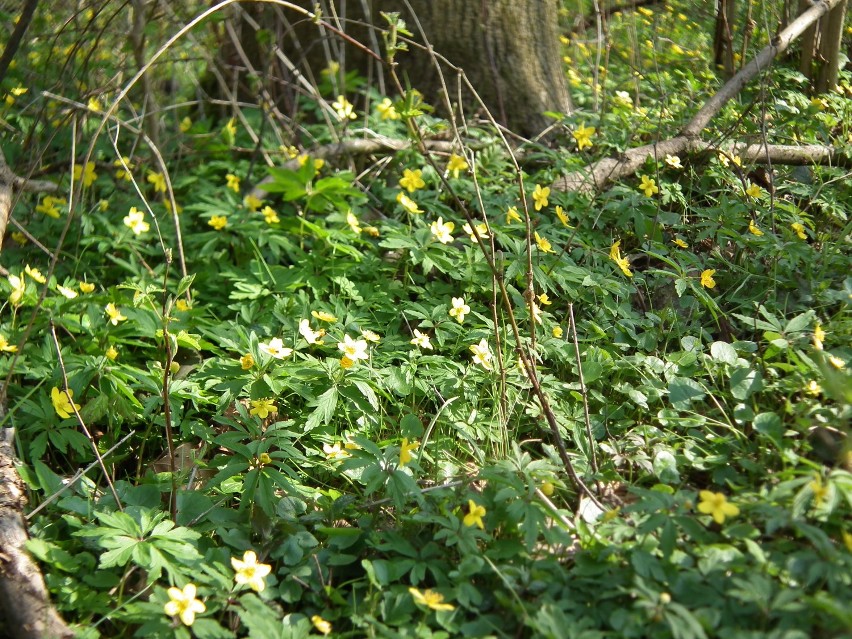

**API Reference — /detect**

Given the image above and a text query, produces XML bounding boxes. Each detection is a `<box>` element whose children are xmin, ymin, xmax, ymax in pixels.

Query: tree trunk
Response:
<box><xmin>217</xmin><ymin>0</ymin><xmax>572</xmax><ymax>138</ymax></box>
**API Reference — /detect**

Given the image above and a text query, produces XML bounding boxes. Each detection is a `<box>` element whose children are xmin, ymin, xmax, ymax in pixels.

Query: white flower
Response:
<box><xmin>430</xmin><ymin>217</ymin><xmax>455</xmax><ymax>244</ymax></box>
<box><xmin>449</xmin><ymin>297</ymin><xmax>470</xmax><ymax>323</ymax></box>
<box><xmin>299</xmin><ymin>319</ymin><xmax>324</xmax><ymax>344</ymax></box>
<box><xmin>410</xmin><ymin>329</ymin><xmax>433</xmax><ymax>350</ymax></box>
<box><xmin>259</xmin><ymin>337</ymin><xmax>293</xmax><ymax>359</ymax></box>
<box><xmin>469</xmin><ymin>338</ymin><xmax>492</xmax><ymax>370</ymax></box>
<box><xmin>338</xmin><ymin>334</ymin><xmax>369</xmax><ymax>361</ymax></box>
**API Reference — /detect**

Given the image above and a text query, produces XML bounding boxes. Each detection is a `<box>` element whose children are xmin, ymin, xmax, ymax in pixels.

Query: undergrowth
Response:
<box><xmin>1</xmin><ymin>2</ymin><xmax>851</xmax><ymax>638</ymax></box>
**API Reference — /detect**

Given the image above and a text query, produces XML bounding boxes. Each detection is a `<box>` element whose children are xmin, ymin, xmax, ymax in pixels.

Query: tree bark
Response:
<box><xmin>0</xmin><ymin>429</ymin><xmax>74</xmax><ymax>639</ymax></box>
<box><xmin>219</xmin><ymin>0</ymin><xmax>572</xmax><ymax>137</ymax></box>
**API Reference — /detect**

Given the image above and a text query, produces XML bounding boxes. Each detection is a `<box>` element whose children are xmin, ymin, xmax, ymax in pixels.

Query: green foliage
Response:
<box><xmin>1</xmin><ymin>1</ymin><xmax>851</xmax><ymax>638</ymax></box>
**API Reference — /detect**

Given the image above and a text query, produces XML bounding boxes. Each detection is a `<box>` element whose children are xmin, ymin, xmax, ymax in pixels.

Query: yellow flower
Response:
<box><xmin>399</xmin><ymin>168</ymin><xmax>425</xmax><ymax>193</ymax></box>
<box><xmin>410</xmin><ymin>329</ymin><xmax>432</xmax><ymax>350</ymax></box>
<box><xmin>332</xmin><ymin>95</ymin><xmax>357</xmax><ymax>120</ymax></box>
<box><xmin>79</xmin><ymin>281</ymin><xmax>95</xmax><ymax>294</ymax></box>
<box><xmin>346</xmin><ymin>210</ymin><xmax>362</xmax><ymax>234</ymax></box>
<box><xmin>225</xmin><ymin>173</ymin><xmax>240</xmax><ymax>193</ymax></box>
<box><xmin>446</xmin><ymin>153</ymin><xmax>469</xmax><ymax>178</ymax></box>
<box><xmin>638</xmin><ymin>175</ymin><xmax>659</xmax><ymax>197</ymax></box>
<box><xmin>361</xmin><ymin>329</ymin><xmax>380</xmax><ymax>342</ymax></box>
<box><xmin>164</xmin><ymin>583</ymin><xmax>206</xmax><ymax>626</ymax></box>
<box><xmin>338</xmin><ymin>334</ymin><xmax>369</xmax><ymax>362</ymax></box>
<box><xmin>123</xmin><ymin>207</ymin><xmax>150</xmax><ymax>235</ymax></box>
<box><xmin>534</xmin><ymin>231</ymin><xmax>554</xmax><ymax>253</ymax></box>
<box><xmin>842</xmin><ymin>531</ymin><xmax>852</xmax><ymax>553</ymax></box>
<box><xmin>249</xmin><ymin>398</ymin><xmax>277</xmax><ymax>419</ymax></box>
<box><xmin>311</xmin><ymin>615</ymin><xmax>332</xmax><ymax>635</ymax></box>
<box><xmin>791</xmin><ymin>222</ymin><xmax>807</xmax><ymax>240</ymax></box>
<box><xmin>828</xmin><ymin>355</ymin><xmax>845</xmax><ymax>369</ymax></box>
<box><xmin>609</xmin><ymin>240</ymin><xmax>633</xmax><ymax>277</ymax></box>
<box><xmin>399</xmin><ymin>438</ymin><xmax>419</xmax><ymax>466</ymax></box>
<box><xmin>463</xmin><ymin>499</ymin><xmax>486</xmax><ymax>529</ymax></box>
<box><xmin>572</xmin><ymin>123</ymin><xmax>595</xmax><ymax>150</ymax></box>
<box><xmin>363</xmin><ymin>225</ymin><xmax>380</xmax><ymax>237</ymax></box>
<box><xmin>540</xmin><ymin>480</ymin><xmax>555</xmax><ymax>496</ymax></box>
<box><xmin>179</xmin><ymin>116</ymin><xmax>192</xmax><ymax>132</ymax></box>
<box><xmin>449</xmin><ymin>297</ymin><xmax>470</xmax><ymax>323</ymax></box>
<box><xmin>311</xmin><ymin>310</ymin><xmax>338</xmax><ymax>323</ymax></box>
<box><xmin>532</xmin><ymin>184</ymin><xmax>550</xmax><ymax>211</ymax></box>
<box><xmin>243</xmin><ymin>194</ymin><xmax>263</xmax><ymax>212</ymax></box>
<box><xmin>430</xmin><ymin>217</ymin><xmax>455</xmax><ymax>244</ymax></box>
<box><xmin>552</xmin><ymin>326</ymin><xmax>563</xmax><ymax>338</ymax></box>
<box><xmin>51</xmin><ymin>387</ymin><xmax>80</xmax><ymax>419</ymax></box>
<box><xmin>36</xmin><ymin>195</ymin><xmax>63</xmax><ymax>218</ymax></box>
<box><xmin>672</xmin><ymin>238</ymin><xmax>688</xmax><ymax>248</ymax></box>
<box><xmin>174</xmin><ymin>299</ymin><xmax>190</xmax><ymax>312</ymax></box>
<box><xmin>813</xmin><ymin>324</ymin><xmax>825</xmax><ymax>350</ymax></box>
<box><xmin>613</xmin><ymin>90</ymin><xmax>633</xmax><ymax>108</ymax></box>
<box><xmin>147</xmin><ymin>171</ymin><xmax>166</xmax><ymax>193</ymax></box>
<box><xmin>396</xmin><ymin>192</ymin><xmax>422</xmax><ymax>214</ymax></box>
<box><xmin>745</xmin><ymin>183</ymin><xmax>762</xmax><ymax>198</ymax></box>
<box><xmin>261</xmin><ymin>206</ymin><xmax>280</xmax><ymax>224</ymax></box>
<box><xmin>231</xmin><ymin>550</ymin><xmax>272</xmax><ymax>593</ymax></box>
<box><xmin>259</xmin><ymin>337</ymin><xmax>293</xmax><ymax>359</ymax></box>
<box><xmin>506</xmin><ymin>206</ymin><xmax>522</xmax><ymax>224</ymax></box>
<box><xmin>105</xmin><ymin>303</ymin><xmax>127</xmax><ymax>325</ymax></box>
<box><xmin>240</xmin><ymin>353</ymin><xmax>254</xmax><ymax>369</ymax></box>
<box><xmin>469</xmin><ymin>338</ymin><xmax>492</xmax><ymax>370</ymax></box>
<box><xmin>73</xmin><ymin>162</ymin><xmax>97</xmax><ymax>187</ymax></box>
<box><xmin>208</xmin><ymin>215</ymin><xmax>228</xmax><ymax>230</ymax></box>
<box><xmin>376</xmin><ymin>97</ymin><xmax>400</xmax><ymax>120</ymax></box>
<box><xmin>664</xmin><ymin>154</ymin><xmax>682</xmax><ymax>169</ymax></box>
<box><xmin>804</xmin><ymin>380</ymin><xmax>821</xmax><ymax>396</ymax></box>
<box><xmin>0</xmin><ymin>334</ymin><xmax>18</xmax><ymax>353</ymax></box>
<box><xmin>114</xmin><ymin>157</ymin><xmax>134</xmax><ymax>181</ymax></box>
<box><xmin>224</xmin><ymin>118</ymin><xmax>237</xmax><ymax>138</ymax></box>
<box><xmin>809</xmin><ymin>475</ymin><xmax>829</xmax><ymax>507</ymax></box>
<box><xmin>299</xmin><ymin>319</ymin><xmax>325</xmax><ymax>345</ymax></box>
<box><xmin>748</xmin><ymin>219</ymin><xmax>763</xmax><ymax>236</ymax></box>
<box><xmin>462</xmin><ymin>222</ymin><xmax>489</xmax><ymax>241</ymax></box>
<box><xmin>538</xmin><ymin>293</ymin><xmax>552</xmax><ymax>306</ymax></box>
<box><xmin>339</xmin><ymin>356</ymin><xmax>355</xmax><ymax>369</ymax></box>
<box><xmin>11</xmin><ymin>231</ymin><xmax>26</xmax><ymax>244</ymax></box>
<box><xmin>24</xmin><ymin>265</ymin><xmax>46</xmax><ymax>284</ymax></box>
<box><xmin>88</xmin><ymin>97</ymin><xmax>102</xmax><ymax>112</ymax></box>
<box><xmin>555</xmin><ymin>206</ymin><xmax>570</xmax><ymax>226</ymax></box>
<box><xmin>697</xmin><ymin>490</ymin><xmax>739</xmax><ymax>524</ymax></box>
<box><xmin>409</xmin><ymin>587</ymin><xmax>455</xmax><ymax>611</ymax></box>
<box><xmin>102</xmin><ymin>345</ymin><xmax>118</xmax><ymax>361</ymax></box>
<box><xmin>700</xmin><ymin>269</ymin><xmax>716</xmax><ymax>289</ymax></box>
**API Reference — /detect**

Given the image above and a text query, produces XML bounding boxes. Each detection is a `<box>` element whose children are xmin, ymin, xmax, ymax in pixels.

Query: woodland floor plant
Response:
<box><xmin>0</xmin><ymin>1</ymin><xmax>850</xmax><ymax>638</ymax></box>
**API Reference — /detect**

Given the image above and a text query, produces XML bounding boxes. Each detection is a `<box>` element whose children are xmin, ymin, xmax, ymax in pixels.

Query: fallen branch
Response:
<box><xmin>553</xmin><ymin>0</ymin><xmax>846</xmax><ymax>194</ymax></box>
<box><xmin>0</xmin><ymin>428</ymin><xmax>74</xmax><ymax>639</ymax></box>
<box><xmin>554</xmin><ymin>140</ymin><xmax>852</xmax><ymax>193</ymax></box>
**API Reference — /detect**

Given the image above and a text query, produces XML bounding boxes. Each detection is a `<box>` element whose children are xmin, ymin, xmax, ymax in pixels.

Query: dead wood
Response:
<box><xmin>553</xmin><ymin>0</ymin><xmax>846</xmax><ymax>195</ymax></box>
<box><xmin>0</xmin><ymin>428</ymin><xmax>74</xmax><ymax>639</ymax></box>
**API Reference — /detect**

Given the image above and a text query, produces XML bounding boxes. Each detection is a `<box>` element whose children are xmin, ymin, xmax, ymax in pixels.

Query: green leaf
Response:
<box><xmin>305</xmin><ymin>386</ymin><xmax>338</xmax><ymax>429</ymax></box>
<box><xmin>710</xmin><ymin>341</ymin><xmax>737</xmax><ymax>366</ymax></box>
<box><xmin>729</xmin><ymin>367</ymin><xmax>763</xmax><ymax>400</ymax></box>
<box><xmin>668</xmin><ymin>377</ymin><xmax>705</xmax><ymax>407</ymax></box>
